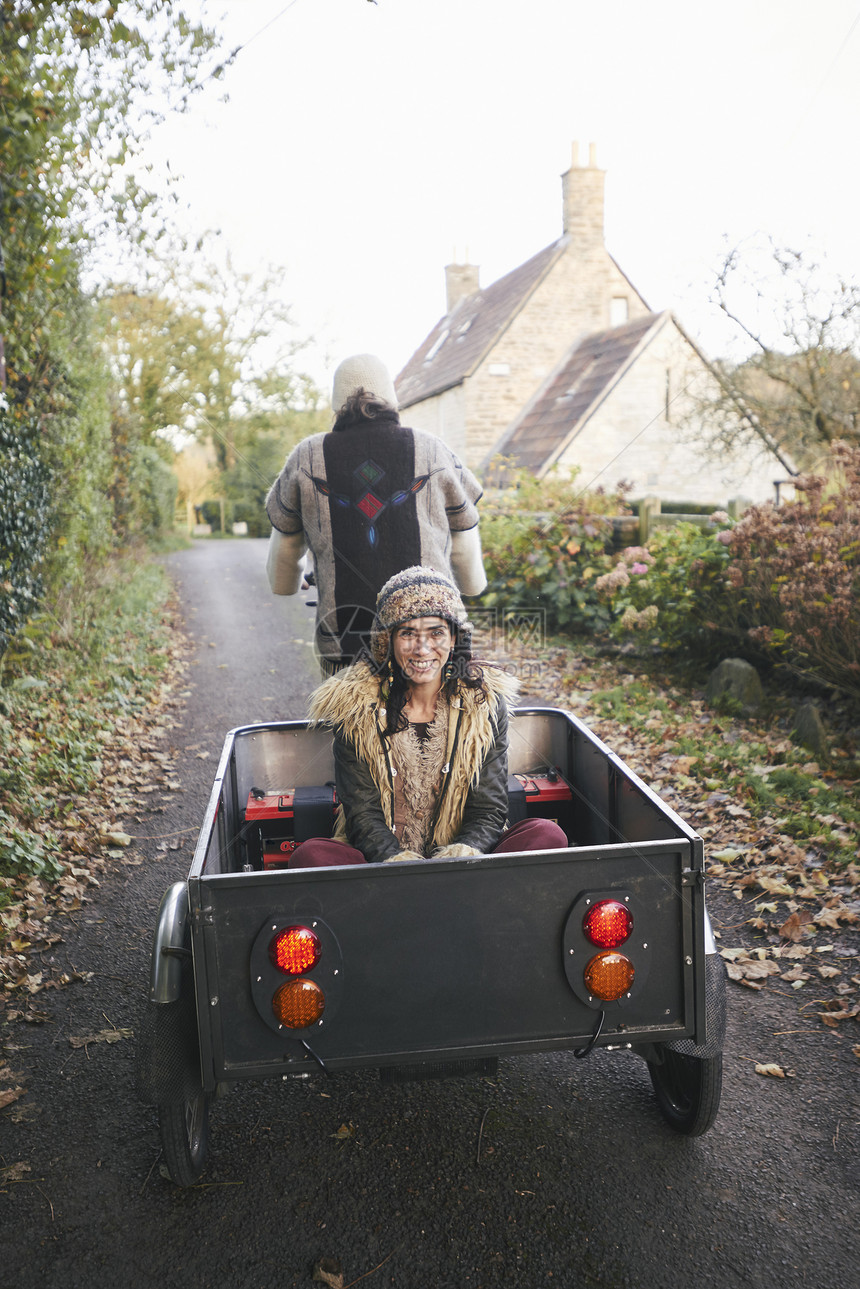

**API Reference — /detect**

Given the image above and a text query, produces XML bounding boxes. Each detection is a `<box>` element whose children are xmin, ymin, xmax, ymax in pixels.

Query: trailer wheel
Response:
<box><xmin>158</xmin><ymin>1091</ymin><xmax>211</xmax><ymax>1187</ymax></box>
<box><xmin>647</xmin><ymin>1049</ymin><xmax>722</xmax><ymax>1136</ymax></box>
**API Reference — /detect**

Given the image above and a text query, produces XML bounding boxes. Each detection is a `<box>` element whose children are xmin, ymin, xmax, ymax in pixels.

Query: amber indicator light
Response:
<box><xmin>272</xmin><ymin>978</ymin><xmax>326</xmax><ymax>1028</ymax></box>
<box><xmin>584</xmin><ymin>951</ymin><xmax>635</xmax><ymax>1002</ymax></box>
<box><xmin>583</xmin><ymin>899</ymin><xmax>633</xmax><ymax>950</ymax></box>
<box><xmin>269</xmin><ymin>925</ymin><xmax>321</xmax><ymax>975</ymax></box>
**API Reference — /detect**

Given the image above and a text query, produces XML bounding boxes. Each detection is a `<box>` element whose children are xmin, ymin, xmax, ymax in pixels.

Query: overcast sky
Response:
<box><xmin>144</xmin><ymin>0</ymin><xmax>860</xmax><ymax>395</ymax></box>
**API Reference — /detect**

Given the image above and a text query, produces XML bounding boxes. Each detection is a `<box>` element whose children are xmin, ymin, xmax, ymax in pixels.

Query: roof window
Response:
<box><xmin>423</xmin><ymin>329</ymin><xmax>449</xmax><ymax>364</ymax></box>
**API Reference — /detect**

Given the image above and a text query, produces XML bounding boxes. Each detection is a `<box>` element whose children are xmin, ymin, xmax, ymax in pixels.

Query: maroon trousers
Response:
<box><xmin>288</xmin><ymin>816</ymin><xmax>567</xmax><ymax>869</ymax></box>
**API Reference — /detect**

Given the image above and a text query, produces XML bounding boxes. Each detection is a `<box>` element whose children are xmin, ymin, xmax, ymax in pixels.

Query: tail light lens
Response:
<box><xmin>583</xmin><ymin>898</ymin><xmax>633</xmax><ymax>949</ymax></box>
<box><xmin>270</xmin><ymin>925</ymin><xmax>321</xmax><ymax>975</ymax></box>
<box><xmin>584</xmin><ymin>951</ymin><xmax>635</xmax><ymax>1001</ymax></box>
<box><xmin>272</xmin><ymin>978</ymin><xmax>326</xmax><ymax>1028</ymax></box>
<box><xmin>251</xmin><ymin>916</ymin><xmax>341</xmax><ymax>1036</ymax></box>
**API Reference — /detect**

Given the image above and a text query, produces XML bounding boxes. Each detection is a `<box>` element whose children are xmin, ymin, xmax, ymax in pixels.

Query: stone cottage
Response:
<box><xmin>395</xmin><ymin>144</ymin><xmax>790</xmax><ymax>504</ymax></box>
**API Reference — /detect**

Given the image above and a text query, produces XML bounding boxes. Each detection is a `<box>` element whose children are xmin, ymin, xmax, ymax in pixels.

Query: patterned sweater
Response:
<box><xmin>265</xmin><ymin>412</ymin><xmax>485</xmax><ymax>661</ymax></box>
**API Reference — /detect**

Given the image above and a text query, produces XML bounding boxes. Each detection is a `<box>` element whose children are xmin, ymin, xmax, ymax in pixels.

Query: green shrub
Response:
<box><xmin>478</xmin><ymin>462</ymin><xmax>622</xmax><ymax>636</ymax></box>
<box><xmin>0</xmin><ymin>411</ymin><xmax>51</xmax><ymax>656</ymax></box>
<box><xmin>199</xmin><ymin>499</ymin><xmax>231</xmax><ymax>533</ymax></box>
<box><xmin>134</xmin><ymin>446</ymin><xmax>179</xmax><ymax>536</ymax></box>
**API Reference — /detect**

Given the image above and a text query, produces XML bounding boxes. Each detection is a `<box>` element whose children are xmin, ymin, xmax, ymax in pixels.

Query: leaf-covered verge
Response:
<box><xmin>0</xmin><ymin>552</ymin><xmax>188</xmax><ymax>1023</ymax></box>
<box><xmin>482</xmin><ymin>628</ymin><xmax>859</xmax><ymax>1049</ymax></box>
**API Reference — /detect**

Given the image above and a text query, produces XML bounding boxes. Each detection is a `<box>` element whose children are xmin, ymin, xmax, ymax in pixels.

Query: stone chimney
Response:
<box><xmin>561</xmin><ymin>141</ymin><xmax>605</xmax><ymax>251</ymax></box>
<box><xmin>445</xmin><ymin>261</ymin><xmax>480</xmax><ymax>312</ymax></box>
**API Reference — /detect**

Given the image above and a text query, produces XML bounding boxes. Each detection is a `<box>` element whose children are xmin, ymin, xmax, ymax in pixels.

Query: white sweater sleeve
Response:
<box><xmin>266</xmin><ymin>528</ymin><xmax>307</xmax><ymax>595</ymax></box>
<box><xmin>450</xmin><ymin>525</ymin><xmax>487</xmax><ymax>596</ymax></box>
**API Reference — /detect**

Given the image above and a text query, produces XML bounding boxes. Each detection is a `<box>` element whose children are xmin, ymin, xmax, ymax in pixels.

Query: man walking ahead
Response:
<box><xmin>265</xmin><ymin>354</ymin><xmax>486</xmax><ymax>675</ymax></box>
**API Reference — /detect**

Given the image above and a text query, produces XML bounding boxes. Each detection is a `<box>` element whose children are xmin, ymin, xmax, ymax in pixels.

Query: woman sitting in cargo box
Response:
<box><xmin>288</xmin><ymin>566</ymin><xmax>567</xmax><ymax>866</ymax></box>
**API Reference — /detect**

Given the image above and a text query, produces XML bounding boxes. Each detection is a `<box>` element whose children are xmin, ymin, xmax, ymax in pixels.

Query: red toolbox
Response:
<box><xmin>243</xmin><ymin>786</ymin><xmax>339</xmax><ymax>869</ymax></box>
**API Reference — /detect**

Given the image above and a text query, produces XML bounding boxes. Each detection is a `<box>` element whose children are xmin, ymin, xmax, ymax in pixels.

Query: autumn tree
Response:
<box><xmin>98</xmin><ymin>241</ymin><xmax>327</xmax><ymax>533</ymax></box>
<box><xmin>696</xmin><ymin>238</ymin><xmax>860</xmax><ymax>472</ymax></box>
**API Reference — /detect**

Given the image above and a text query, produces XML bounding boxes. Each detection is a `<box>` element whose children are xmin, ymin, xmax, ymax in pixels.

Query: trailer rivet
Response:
<box><xmin>569</xmin><ymin>948</ymin><xmax>574</xmax><ymax>955</ymax></box>
<box><xmin>210</xmin><ymin>997</ymin><xmax>218</xmax><ymax>1007</ymax></box>
<box><xmin>642</xmin><ymin>943</ymin><xmax>648</xmax><ymax>950</ymax></box>
<box><xmin>334</xmin><ymin>968</ymin><xmax>339</xmax><ymax>975</ymax></box>
<box><xmin>685</xmin><ymin>956</ymin><xmax>693</xmax><ymax>966</ymax></box>
<box><xmin>256</xmin><ymin>976</ymin><xmax>262</xmax><ymax>983</ymax></box>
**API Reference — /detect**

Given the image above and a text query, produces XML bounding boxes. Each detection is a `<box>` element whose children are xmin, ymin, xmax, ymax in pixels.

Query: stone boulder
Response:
<box><xmin>791</xmin><ymin>700</ymin><xmax>828</xmax><ymax>760</ymax></box>
<box><xmin>705</xmin><ymin>658</ymin><xmax>764</xmax><ymax>713</ymax></box>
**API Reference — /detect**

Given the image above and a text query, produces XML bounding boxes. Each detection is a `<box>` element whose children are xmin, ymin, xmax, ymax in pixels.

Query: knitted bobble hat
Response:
<box><xmin>370</xmin><ymin>566</ymin><xmax>471</xmax><ymax>664</ymax></box>
<box><xmin>331</xmin><ymin>353</ymin><xmax>398</xmax><ymax>414</ymax></box>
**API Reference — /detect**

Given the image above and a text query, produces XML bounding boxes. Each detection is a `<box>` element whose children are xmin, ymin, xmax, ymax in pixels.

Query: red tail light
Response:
<box><xmin>269</xmin><ymin>925</ymin><xmax>321</xmax><ymax>975</ymax></box>
<box><xmin>583</xmin><ymin>899</ymin><xmax>633</xmax><ymax>949</ymax></box>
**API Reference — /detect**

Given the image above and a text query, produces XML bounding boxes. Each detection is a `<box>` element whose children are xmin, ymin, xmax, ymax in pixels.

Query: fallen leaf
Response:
<box><xmin>68</xmin><ymin>1027</ymin><xmax>133</xmax><ymax>1049</ymax></box>
<box><xmin>0</xmin><ymin>1086</ymin><xmax>26</xmax><ymax>1109</ymax></box>
<box><xmin>312</xmin><ymin>1258</ymin><xmax>344</xmax><ymax>1289</ymax></box>
<box><xmin>711</xmin><ymin>847</ymin><xmax>745</xmax><ymax>863</ymax></box>
<box><xmin>779</xmin><ymin>910</ymin><xmax>813</xmax><ymax>942</ymax></box>
<box><xmin>0</xmin><ymin>1161</ymin><xmax>31</xmax><ymax>1181</ymax></box>
<box><xmin>755</xmin><ymin>1063</ymin><xmax>787</xmax><ymax>1078</ymax></box>
<box><xmin>757</xmin><ymin>876</ymin><xmax>795</xmax><ymax>897</ymax></box>
<box><xmin>100</xmin><ymin>831</ymin><xmax>132</xmax><ymax>847</ymax></box>
<box><xmin>815</xmin><ymin>906</ymin><xmax>853</xmax><ymax>930</ymax></box>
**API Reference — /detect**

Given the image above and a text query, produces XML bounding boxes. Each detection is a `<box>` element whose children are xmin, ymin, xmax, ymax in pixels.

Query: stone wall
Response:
<box><xmin>400</xmin><ymin>382</ymin><xmax>468</xmax><ymax>461</ymax></box>
<box><xmin>464</xmin><ymin>241</ymin><xmax>651</xmax><ymax>465</ymax></box>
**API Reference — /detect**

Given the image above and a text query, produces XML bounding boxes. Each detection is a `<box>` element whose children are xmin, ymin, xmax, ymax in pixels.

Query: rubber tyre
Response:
<box><xmin>158</xmin><ymin>1090</ymin><xmax>211</xmax><ymax>1187</ymax></box>
<box><xmin>647</xmin><ymin>1049</ymin><xmax>722</xmax><ymax>1136</ymax></box>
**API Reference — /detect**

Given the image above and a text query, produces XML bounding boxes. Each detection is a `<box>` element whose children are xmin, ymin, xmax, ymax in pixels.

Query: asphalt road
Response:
<box><xmin>2</xmin><ymin>538</ymin><xmax>857</xmax><ymax>1289</ymax></box>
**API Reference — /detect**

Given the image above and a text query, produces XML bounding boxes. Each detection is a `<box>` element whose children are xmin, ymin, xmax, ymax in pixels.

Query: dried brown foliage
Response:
<box><xmin>728</xmin><ymin>441</ymin><xmax>860</xmax><ymax>698</ymax></box>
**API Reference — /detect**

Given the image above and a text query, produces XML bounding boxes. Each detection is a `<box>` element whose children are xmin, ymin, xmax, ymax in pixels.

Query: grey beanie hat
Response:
<box><xmin>331</xmin><ymin>353</ymin><xmax>398</xmax><ymax>414</ymax></box>
<box><xmin>370</xmin><ymin>566</ymin><xmax>471</xmax><ymax>664</ymax></box>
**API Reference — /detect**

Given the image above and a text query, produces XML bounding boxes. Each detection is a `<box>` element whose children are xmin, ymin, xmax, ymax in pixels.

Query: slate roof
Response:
<box><xmin>492</xmin><ymin>311</ymin><xmax>668</xmax><ymax>474</ymax></box>
<box><xmin>395</xmin><ymin>238</ymin><xmax>569</xmax><ymax>408</ymax></box>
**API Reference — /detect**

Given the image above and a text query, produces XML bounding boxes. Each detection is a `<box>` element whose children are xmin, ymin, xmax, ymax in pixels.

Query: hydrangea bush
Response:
<box><xmin>595</xmin><ymin>442</ymin><xmax>860</xmax><ymax>700</ymax></box>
